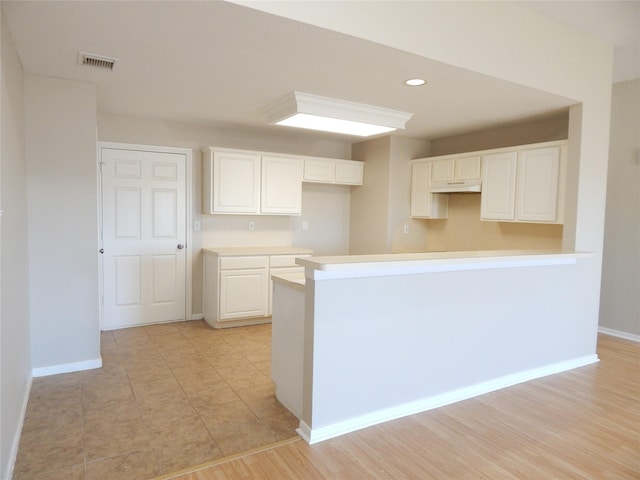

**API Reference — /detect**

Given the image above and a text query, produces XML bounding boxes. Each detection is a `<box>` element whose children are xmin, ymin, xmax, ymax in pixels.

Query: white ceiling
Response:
<box><xmin>2</xmin><ymin>1</ymin><xmax>636</xmax><ymax>142</ymax></box>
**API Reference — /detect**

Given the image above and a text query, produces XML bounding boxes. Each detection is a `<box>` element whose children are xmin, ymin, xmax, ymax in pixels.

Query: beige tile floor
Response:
<box><xmin>13</xmin><ymin>321</ymin><xmax>299</xmax><ymax>480</ymax></box>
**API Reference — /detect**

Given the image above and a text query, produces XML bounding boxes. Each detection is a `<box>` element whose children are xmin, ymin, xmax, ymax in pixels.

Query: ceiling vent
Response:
<box><xmin>78</xmin><ymin>52</ymin><xmax>118</xmax><ymax>71</ymax></box>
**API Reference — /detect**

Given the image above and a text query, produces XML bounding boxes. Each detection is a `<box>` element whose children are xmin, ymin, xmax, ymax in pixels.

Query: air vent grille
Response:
<box><xmin>78</xmin><ymin>52</ymin><xmax>118</xmax><ymax>70</ymax></box>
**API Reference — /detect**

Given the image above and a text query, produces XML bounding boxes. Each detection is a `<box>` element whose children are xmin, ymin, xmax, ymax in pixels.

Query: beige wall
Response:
<box><xmin>0</xmin><ymin>12</ymin><xmax>31</xmax><ymax>480</ymax></box>
<box><xmin>424</xmin><ymin>195</ymin><xmax>563</xmax><ymax>252</ymax></box>
<box><xmin>424</xmin><ymin>115</ymin><xmax>568</xmax><ymax>251</ymax></box>
<box><xmin>25</xmin><ymin>75</ymin><xmax>100</xmax><ymax>370</ymax></box>
<box><xmin>429</xmin><ymin>113</ymin><xmax>569</xmax><ymax>156</ymax></box>
<box><xmin>350</xmin><ymin>136</ymin><xmax>430</xmax><ymax>254</ymax></box>
<box><xmin>600</xmin><ymin>80</ymin><xmax>640</xmax><ymax>337</ymax></box>
<box><xmin>350</xmin><ymin>137</ymin><xmax>392</xmax><ymax>254</ymax></box>
<box><xmin>98</xmin><ymin>113</ymin><xmax>353</xmax><ymax>314</ymax></box>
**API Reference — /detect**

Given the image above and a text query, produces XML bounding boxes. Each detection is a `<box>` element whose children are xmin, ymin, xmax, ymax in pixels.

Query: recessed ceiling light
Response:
<box><xmin>262</xmin><ymin>92</ymin><xmax>413</xmax><ymax>137</ymax></box>
<box><xmin>405</xmin><ymin>78</ymin><xmax>427</xmax><ymax>86</ymax></box>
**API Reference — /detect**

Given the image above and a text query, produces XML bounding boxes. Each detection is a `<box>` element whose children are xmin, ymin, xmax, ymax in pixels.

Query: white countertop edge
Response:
<box><xmin>271</xmin><ymin>272</ymin><xmax>306</xmax><ymax>290</ymax></box>
<box><xmin>299</xmin><ymin>251</ymin><xmax>592</xmax><ymax>281</ymax></box>
<box><xmin>202</xmin><ymin>246</ymin><xmax>313</xmax><ymax>256</ymax></box>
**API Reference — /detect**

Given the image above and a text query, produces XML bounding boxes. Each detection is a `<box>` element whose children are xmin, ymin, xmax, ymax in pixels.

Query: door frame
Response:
<box><xmin>97</xmin><ymin>141</ymin><xmax>194</xmax><ymax>330</ymax></box>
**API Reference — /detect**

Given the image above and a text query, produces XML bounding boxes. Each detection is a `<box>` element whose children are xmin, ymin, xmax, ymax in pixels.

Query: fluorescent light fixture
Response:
<box><xmin>262</xmin><ymin>91</ymin><xmax>413</xmax><ymax>137</ymax></box>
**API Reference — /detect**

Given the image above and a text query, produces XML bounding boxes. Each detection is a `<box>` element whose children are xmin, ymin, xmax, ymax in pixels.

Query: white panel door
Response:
<box><xmin>101</xmin><ymin>147</ymin><xmax>187</xmax><ymax>329</ymax></box>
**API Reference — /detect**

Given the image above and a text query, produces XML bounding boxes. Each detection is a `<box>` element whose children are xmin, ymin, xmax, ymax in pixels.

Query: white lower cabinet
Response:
<box><xmin>219</xmin><ymin>265</ymin><xmax>269</xmax><ymax>321</ymax></box>
<box><xmin>203</xmin><ymin>249</ymin><xmax>311</xmax><ymax>328</ymax></box>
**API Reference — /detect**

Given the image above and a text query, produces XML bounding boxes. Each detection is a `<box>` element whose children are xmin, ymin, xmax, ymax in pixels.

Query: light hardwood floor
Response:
<box><xmin>163</xmin><ymin>334</ymin><xmax>639</xmax><ymax>480</ymax></box>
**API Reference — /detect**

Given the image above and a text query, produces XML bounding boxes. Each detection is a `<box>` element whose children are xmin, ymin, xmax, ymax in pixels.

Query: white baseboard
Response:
<box><xmin>32</xmin><ymin>357</ymin><xmax>102</xmax><ymax>378</ymax></box>
<box><xmin>6</xmin><ymin>375</ymin><xmax>32</xmax><ymax>480</ymax></box>
<box><xmin>598</xmin><ymin>326</ymin><xmax>640</xmax><ymax>343</ymax></box>
<box><xmin>299</xmin><ymin>354</ymin><xmax>599</xmax><ymax>445</ymax></box>
<box><xmin>102</xmin><ymin>316</ymin><xmax>205</xmax><ymax>331</ymax></box>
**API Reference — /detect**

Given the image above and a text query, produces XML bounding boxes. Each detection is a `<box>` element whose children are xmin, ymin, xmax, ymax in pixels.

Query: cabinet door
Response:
<box><xmin>261</xmin><ymin>155</ymin><xmax>303</xmax><ymax>214</ymax></box>
<box><xmin>411</xmin><ymin>162</ymin><xmax>448</xmax><ymax>219</ymax></box>
<box><xmin>212</xmin><ymin>151</ymin><xmax>260</xmax><ymax>214</ymax></box>
<box><xmin>455</xmin><ymin>155</ymin><xmax>482</xmax><ymax>180</ymax></box>
<box><xmin>431</xmin><ymin>158</ymin><xmax>455</xmax><ymax>183</ymax></box>
<box><xmin>335</xmin><ymin>160</ymin><xmax>364</xmax><ymax>185</ymax></box>
<box><xmin>219</xmin><ymin>268</ymin><xmax>268</xmax><ymax>320</ymax></box>
<box><xmin>516</xmin><ymin>147</ymin><xmax>560</xmax><ymax>222</ymax></box>
<box><xmin>481</xmin><ymin>151</ymin><xmax>517</xmax><ymax>221</ymax></box>
<box><xmin>304</xmin><ymin>158</ymin><xmax>335</xmax><ymax>183</ymax></box>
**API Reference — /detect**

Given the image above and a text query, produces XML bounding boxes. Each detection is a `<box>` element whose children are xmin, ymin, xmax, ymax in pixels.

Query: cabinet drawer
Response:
<box><xmin>220</xmin><ymin>256</ymin><xmax>268</xmax><ymax>270</ymax></box>
<box><xmin>269</xmin><ymin>254</ymin><xmax>310</xmax><ymax>268</ymax></box>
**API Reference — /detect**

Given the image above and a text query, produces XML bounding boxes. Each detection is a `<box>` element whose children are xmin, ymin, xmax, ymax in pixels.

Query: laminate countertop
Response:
<box><xmin>202</xmin><ymin>246</ymin><xmax>313</xmax><ymax>256</ymax></box>
<box><xmin>296</xmin><ymin>249</ymin><xmax>593</xmax><ymax>279</ymax></box>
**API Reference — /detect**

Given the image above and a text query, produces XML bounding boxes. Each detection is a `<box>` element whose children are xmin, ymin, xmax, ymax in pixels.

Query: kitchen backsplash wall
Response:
<box><xmin>425</xmin><ymin>193</ymin><xmax>563</xmax><ymax>252</ymax></box>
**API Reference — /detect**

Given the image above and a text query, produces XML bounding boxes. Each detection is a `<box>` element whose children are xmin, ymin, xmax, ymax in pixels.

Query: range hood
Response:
<box><xmin>430</xmin><ymin>179</ymin><xmax>482</xmax><ymax>193</ymax></box>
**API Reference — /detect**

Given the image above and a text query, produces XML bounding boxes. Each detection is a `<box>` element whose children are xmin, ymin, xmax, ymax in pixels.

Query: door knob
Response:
<box><xmin>177</xmin><ymin>244</ymin><xmax>185</xmax><ymax>249</ymax></box>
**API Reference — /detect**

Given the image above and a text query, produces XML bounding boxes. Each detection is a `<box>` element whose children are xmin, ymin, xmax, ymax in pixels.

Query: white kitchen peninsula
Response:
<box><xmin>270</xmin><ymin>249</ymin><xmax>597</xmax><ymax>445</ymax></box>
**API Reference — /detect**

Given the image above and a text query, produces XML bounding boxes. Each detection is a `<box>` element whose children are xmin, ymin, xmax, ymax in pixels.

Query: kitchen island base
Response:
<box><xmin>271</xmin><ymin>250</ymin><xmax>598</xmax><ymax>444</ymax></box>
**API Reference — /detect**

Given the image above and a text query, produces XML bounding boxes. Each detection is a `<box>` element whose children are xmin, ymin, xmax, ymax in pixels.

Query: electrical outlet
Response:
<box><xmin>193</xmin><ymin>220</ymin><xmax>201</xmax><ymax>231</ymax></box>
<box><xmin>248</xmin><ymin>221</ymin><xmax>255</xmax><ymax>231</ymax></box>
<box><xmin>302</xmin><ymin>221</ymin><xmax>309</xmax><ymax>231</ymax></box>
<box><xmin>403</xmin><ymin>224</ymin><xmax>409</xmax><ymax>234</ymax></box>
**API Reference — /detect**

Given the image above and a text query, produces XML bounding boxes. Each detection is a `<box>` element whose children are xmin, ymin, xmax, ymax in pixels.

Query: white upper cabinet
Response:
<box><xmin>335</xmin><ymin>160</ymin><xmax>364</xmax><ymax>185</ymax></box>
<box><xmin>410</xmin><ymin>161</ymin><xmax>448</xmax><ymax>219</ymax></box>
<box><xmin>481</xmin><ymin>142</ymin><xmax>566</xmax><ymax>224</ymax></box>
<box><xmin>480</xmin><ymin>151</ymin><xmax>518</xmax><ymax>221</ymax></box>
<box><xmin>516</xmin><ymin>147</ymin><xmax>561</xmax><ymax>222</ymax></box>
<box><xmin>431</xmin><ymin>158</ymin><xmax>456</xmax><ymax>183</ymax></box>
<box><xmin>207</xmin><ymin>149</ymin><xmax>261</xmax><ymax>214</ymax></box>
<box><xmin>303</xmin><ymin>158</ymin><xmax>335</xmax><ymax>183</ymax></box>
<box><xmin>303</xmin><ymin>157</ymin><xmax>364</xmax><ymax>185</ymax></box>
<box><xmin>203</xmin><ymin>148</ymin><xmax>302</xmax><ymax>215</ymax></box>
<box><xmin>455</xmin><ymin>155</ymin><xmax>482</xmax><ymax>180</ymax></box>
<box><xmin>431</xmin><ymin>155</ymin><xmax>482</xmax><ymax>183</ymax></box>
<box><xmin>261</xmin><ymin>155</ymin><xmax>303</xmax><ymax>215</ymax></box>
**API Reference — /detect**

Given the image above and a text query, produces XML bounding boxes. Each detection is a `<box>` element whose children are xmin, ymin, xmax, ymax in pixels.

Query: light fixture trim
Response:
<box><xmin>405</xmin><ymin>78</ymin><xmax>427</xmax><ymax>86</ymax></box>
<box><xmin>262</xmin><ymin>91</ymin><xmax>413</xmax><ymax>137</ymax></box>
